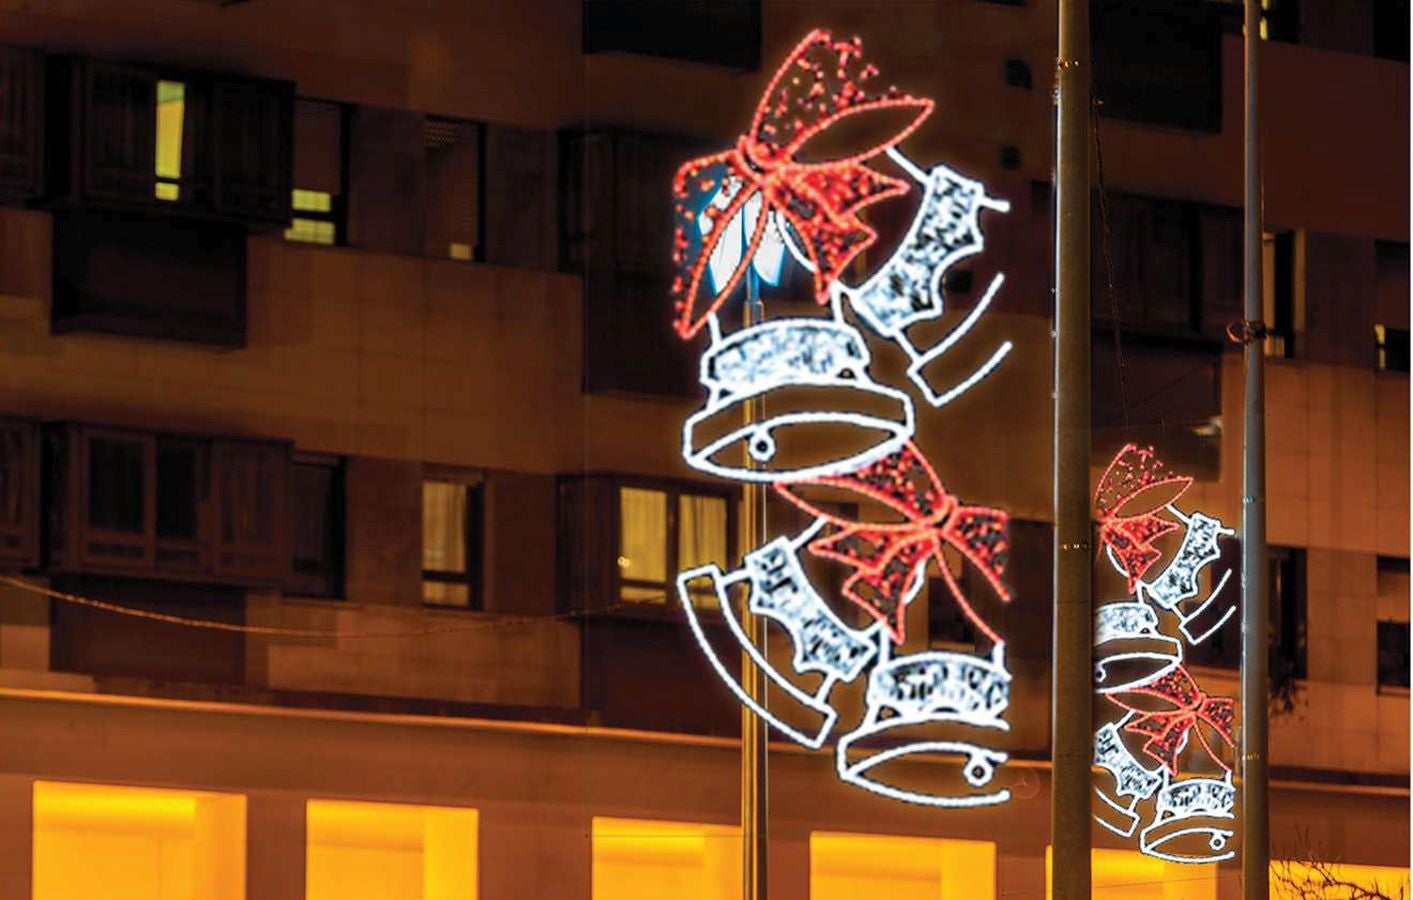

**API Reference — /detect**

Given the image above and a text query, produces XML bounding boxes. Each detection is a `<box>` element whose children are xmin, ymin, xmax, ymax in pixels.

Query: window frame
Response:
<box><xmin>287</xmin><ymin>452</ymin><xmax>345</xmax><ymax>599</ymax></box>
<box><xmin>284</xmin><ymin>97</ymin><xmax>350</xmax><ymax>247</ymax></box>
<box><xmin>1377</xmin><ymin>619</ymin><xmax>1411</xmax><ymax>693</ymax></box>
<box><xmin>422</xmin><ymin>114</ymin><xmax>487</xmax><ymax>264</ymax></box>
<box><xmin>610</xmin><ymin>474</ymin><xmax>738</xmax><ymax>618</ymax></box>
<box><xmin>420</xmin><ymin>467</ymin><xmax>485</xmax><ymax>611</ymax></box>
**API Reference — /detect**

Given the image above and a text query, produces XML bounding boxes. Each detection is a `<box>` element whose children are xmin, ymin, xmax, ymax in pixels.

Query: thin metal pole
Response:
<box><xmin>1241</xmin><ymin>0</ymin><xmax>1270</xmax><ymax>895</ymax></box>
<box><xmin>741</xmin><ymin>273</ymin><xmax>768</xmax><ymax>900</ymax></box>
<box><xmin>1052</xmin><ymin>0</ymin><xmax>1092</xmax><ymax>894</ymax></box>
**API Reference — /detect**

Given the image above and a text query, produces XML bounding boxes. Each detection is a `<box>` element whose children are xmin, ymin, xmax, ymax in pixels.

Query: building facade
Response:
<box><xmin>0</xmin><ymin>0</ymin><xmax>1407</xmax><ymax>897</ymax></box>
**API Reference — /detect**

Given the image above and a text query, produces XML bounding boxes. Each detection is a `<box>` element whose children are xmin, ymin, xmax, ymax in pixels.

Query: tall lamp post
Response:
<box><xmin>1052</xmin><ymin>0</ymin><xmax>1093</xmax><ymax>896</ymax></box>
<box><xmin>1241</xmin><ymin>0</ymin><xmax>1271</xmax><ymax>895</ymax></box>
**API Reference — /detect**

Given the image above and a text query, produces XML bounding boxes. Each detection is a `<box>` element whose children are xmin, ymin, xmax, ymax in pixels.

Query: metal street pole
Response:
<box><xmin>742</xmin><ymin>273</ymin><xmax>769</xmax><ymax>900</ymax></box>
<box><xmin>1241</xmin><ymin>0</ymin><xmax>1270</xmax><ymax>895</ymax></box>
<box><xmin>1052</xmin><ymin>0</ymin><xmax>1092</xmax><ymax>895</ymax></box>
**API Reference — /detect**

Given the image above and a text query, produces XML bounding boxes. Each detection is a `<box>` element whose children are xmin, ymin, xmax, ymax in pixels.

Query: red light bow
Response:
<box><xmin>1108</xmin><ymin>666</ymin><xmax>1234</xmax><ymax>777</ymax></box>
<box><xmin>1094</xmin><ymin>444</ymin><xmax>1194</xmax><ymax>593</ymax></box>
<box><xmin>775</xmin><ymin>442</ymin><xmax>1009</xmax><ymax>647</ymax></box>
<box><xmin>669</xmin><ymin>29</ymin><xmax>933</xmax><ymax>340</ymax></box>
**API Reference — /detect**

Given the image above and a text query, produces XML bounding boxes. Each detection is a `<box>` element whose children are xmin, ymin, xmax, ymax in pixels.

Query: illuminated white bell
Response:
<box><xmin>681</xmin><ymin>317</ymin><xmax>915</xmax><ymax>483</ymax></box>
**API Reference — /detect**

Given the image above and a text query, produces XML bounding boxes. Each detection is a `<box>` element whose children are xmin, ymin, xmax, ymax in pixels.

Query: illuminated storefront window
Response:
<box><xmin>811</xmin><ymin>832</ymin><xmax>995</xmax><ymax>900</ymax></box>
<box><xmin>32</xmin><ymin>780</ymin><xmax>245</xmax><ymax>900</ymax></box>
<box><xmin>306</xmin><ymin>799</ymin><xmax>478</xmax><ymax>900</ymax></box>
<box><xmin>592</xmin><ymin>817</ymin><xmax>741</xmax><ymax>900</ymax></box>
<box><xmin>1046</xmin><ymin>847</ymin><xmax>1217</xmax><ymax>900</ymax></box>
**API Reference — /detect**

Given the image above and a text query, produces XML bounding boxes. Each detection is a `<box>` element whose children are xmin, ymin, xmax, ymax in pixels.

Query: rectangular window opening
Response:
<box><xmin>592</xmin><ymin>817</ymin><xmax>741</xmax><ymax>900</ymax></box>
<box><xmin>306</xmin><ymin>799</ymin><xmax>478</xmax><ymax>900</ymax></box>
<box><xmin>154</xmin><ymin>80</ymin><xmax>185</xmax><ymax>202</ymax></box>
<box><xmin>422</xmin><ymin>474</ymin><xmax>483</xmax><ymax>609</ymax></box>
<box><xmin>813</xmin><ymin>832</ymin><xmax>996</xmax><ymax>900</ymax></box>
<box><xmin>618</xmin><ymin>483</ymin><xmax>730</xmax><ymax>609</ymax></box>
<box><xmin>424</xmin><ymin>117</ymin><xmax>482</xmax><ymax>262</ymax></box>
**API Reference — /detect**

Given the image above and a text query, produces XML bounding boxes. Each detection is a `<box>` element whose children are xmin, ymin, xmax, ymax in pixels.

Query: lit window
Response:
<box><xmin>286</xmin><ymin>99</ymin><xmax>345</xmax><ymax>245</ymax></box>
<box><xmin>1046</xmin><ymin>847</ymin><xmax>1217</xmax><ymax>900</ymax></box>
<box><xmin>618</xmin><ymin>484</ymin><xmax>729</xmax><ymax>607</ymax></box>
<box><xmin>306</xmin><ymin>799</ymin><xmax>477</xmax><ymax>900</ymax></box>
<box><xmin>425</xmin><ymin>117</ymin><xmax>481</xmax><ymax>262</ymax></box>
<box><xmin>155</xmin><ymin>80</ymin><xmax>185</xmax><ymax>201</ymax></box>
<box><xmin>592</xmin><ymin>817</ymin><xmax>740</xmax><ymax>900</ymax></box>
<box><xmin>811</xmin><ymin>832</ymin><xmax>995</xmax><ymax>900</ymax></box>
<box><xmin>1272</xmin><ymin>860</ymin><xmax>1410</xmax><ymax>899</ymax></box>
<box><xmin>423</xmin><ymin>474</ymin><xmax>482</xmax><ymax>608</ymax></box>
<box><xmin>33</xmin><ymin>780</ymin><xmax>245</xmax><ymax>900</ymax></box>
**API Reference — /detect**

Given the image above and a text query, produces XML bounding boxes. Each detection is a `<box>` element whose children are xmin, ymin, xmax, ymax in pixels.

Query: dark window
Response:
<box><xmin>154</xmin><ymin>438</ymin><xmax>210</xmax><ymax>572</ymax></box>
<box><xmin>212</xmin><ymin>439</ymin><xmax>288</xmax><ymax>581</ymax></box>
<box><xmin>583</xmin><ymin>0</ymin><xmax>760</xmax><ymax>70</ymax></box>
<box><xmin>1271</xmin><ymin>546</ymin><xmax>1307</xmax><ymax>680</ymax></box>
<box><xmin>423</xmin><ymin>117</ymin><xmax>483</xmax><ymax>262</ymax></box>
<box><xmin>1264</xmin><ymin>230</ymin><xmax>1297</xmax><ymax>359</ymax></box>
<box><xmin>1374</xmin><ymin>0</ymin><xmax>1410</xmax><ymax>60</ymax></box>
<box><xmin>1185</xmin><ymin>534</ymin><xmax>1241</xmax><ymax>668</ymax></box>
<box><xmin>1092</xmin><ymin>0</ymin><xmax>1222</xmax><ymax>133</ymax></box>
<box><xmin>1093</xmin><ymin>193</ymin><xmax>1198</xmax><ymax>334</ymax></box>
<box><xmin>87</xmin><ymin>435</ymin><xmax>147</xmax><ymax>535</ymax></box>
<box><xmin>285</xmin><ymin>98</ymin><xmax>346</xmax><ymax>246</ymax></box>
<box><xmin>563</xmin><ymin>128</ymin><xmax>707</xmax><ymax>398</ymax></box>
<box><xmin>289</xmin><ymin>455</ymin><xmax>344</xmax><ymax>598</ymax></box>
<box><xmin>0</xmin><ymin>419</ymin><xmax>39</xmax><ymax>567</ymax></box>
<box><xmin>58</xmin><ymin>57</ymin><xmax>292</xmax><ymax>224</ymax></box>
<box><xmin>1377</xmin><ymin>325</ymin><xmax>1410</xmax><ymax>373</ymax></box>
<box><xmin>1093</xmin><ymin>337</ymin><xmax>1223</xmax><ymax>478</ymax></box>
<box><xmin>1377</xmin><ymin>621</ymin><xmax>1410</xmax><ymax>689</ymax></box>
<box><xmin>0</xmin><ymin>45</ymin><xmax>45</xmax><ymax>202</ymax></box>
<box><xmin>422</xmin><ymin>474</ymin><xmax>484</xmax><ymax>609</ymax></box>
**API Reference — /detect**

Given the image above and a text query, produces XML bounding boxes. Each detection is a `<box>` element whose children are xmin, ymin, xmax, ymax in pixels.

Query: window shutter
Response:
<box><xmin>0</xmin><ymin>46</ymin><xmax>44</xmax><ymax>201</ymax></box>
<box><xmin>0</xmin><ymin>419</ymin><xmax>38</xmax><ymax>568</ymax></box>
<box><xmin>79</xmin><ymin>61</ymin><xmax>158</xmax><ymax>206</ymax></box>
<box><xmin>210</xmin><ymin>77</ymin><xmax>293</xmax><ymax>224</ymax></box>
<box><xmin>213</xmin><ymin>439</ymin><xmax>289</xmax><ymax>582</ymax></box>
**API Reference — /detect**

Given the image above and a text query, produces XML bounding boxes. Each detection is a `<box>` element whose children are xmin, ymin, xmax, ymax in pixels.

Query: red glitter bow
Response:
<box><xmin>669</xmin><ymin>29</ymin><xmax>933</xmax><ymax>339</ymax></box>
<box><xmin>1108</xmin><ymin>666</ymin><xmax>1235</xmax><ymax>777</ymax></box>
<box><xmin>775</xmin><ymin>442</ymin><xmax>1009</xmax><ymax>646</ymax></box>
<box><xmin>1094</xmin><ymin>444</ymin><xmax>1194</xmax><ymax>593</ymax></box>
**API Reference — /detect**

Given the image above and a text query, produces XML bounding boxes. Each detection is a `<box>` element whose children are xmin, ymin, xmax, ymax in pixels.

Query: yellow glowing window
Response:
<box><xmin>618</xmin><ymin>485</ymin><xmax>727</xmax><ymax>608</ymax></box>
<box><xmin>306</xmin><ymin>799</ymin><xmax>478</xmax><ymax>900</ymax></box>
<box><xmin>1272</xmin><ymin>860</ymin><xmax>1410</xmax><ymax>899</ymax></box>
<box><xmin>592</xmin><ymin>817</ymin><xmax>741</xmax><ymax>900</ymax></box>
<box><xmin>811</xmin><ymin>832</ymin><xmax>995</xmax><ymax>900</ymax></box>
<box><xmin>32</xmin><ymin>780</ymin><xmax>245</xmax><ymax>900</ymax></box>
<box><xmin>285</xmin><ymin>189</ymin><xmax>338</xmax><ymax>245</ymax></box>
<box><xmin>1046</xmin><ymin>847</ymin><xmax>1217</xmax><ymax>900</ymax></box>
<box><xmin>155</xmin><ymin>80</ymin><xmax>185</xmax><ymax>202</ymax></box>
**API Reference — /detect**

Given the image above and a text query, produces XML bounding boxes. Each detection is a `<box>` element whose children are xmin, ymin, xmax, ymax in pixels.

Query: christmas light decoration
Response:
<box><xmin>1138</xmin><ymin>774</ymin><xmax>1237</xmax><ymax>865</ymax></box>
<box><xmin>1091</xmin><ymin>444</ymin><xmax>1239</xmax><ymax>863</ymax></box>
<box><xmin>836</xmin><ymin>642</ymin><xmax>1012</xmax><ymax>808</ymax></box>
<box><xmin>670</xmin><ymin>28</ymin><xmax>1016</xmax><ymax>808</ymax></box>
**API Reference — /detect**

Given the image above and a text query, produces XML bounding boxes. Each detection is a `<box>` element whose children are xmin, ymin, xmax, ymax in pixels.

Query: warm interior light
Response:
<box><xmin>592</xmin><ymin>817</ymin><xmax>741</xmax><ymax>900</ymax></box>
<box><xmin>306</xmin><ymin>799</ymin><xmax>478</xmax><ymax>900</ymax></box>
<box><xmin>811</xmin><ymin>831</ymin><xmax>995</xmax><ymax>900</ymax></box>
<box><xmin>155</xmin><ymin>80</ymin><xmax>185</xmax><ymax>201</ymax></box>
<box><xmin>33</xmin><ymin>780</ymin><xmax>245</xmax><ymax>900</ymax></box>
<box><xmin>1272</xmin><ymin>860</ymin><xmax>1411</xmax><ymax>899</ymax></box>
<box><xmin>1046</xmin><ymin>847</ymin><xmax>1217</xmax><ymax>900</ymax></box>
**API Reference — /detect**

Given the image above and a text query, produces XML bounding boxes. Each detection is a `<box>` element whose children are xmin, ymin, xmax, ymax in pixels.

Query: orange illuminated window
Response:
<box><xmin>592</xmin><ymin>817</ymin><xmax>741</xmax><ymax>900</ymax></box>
<box><xmin>1046</xmin><ymin>847</ymin><xmax>1217</xmax><ymax>900</ymax></box>
<box><xmin>1272</xmin><ymin>860</ymin><xmax>1410</xmax><ymax>899</ymax></box>
<box><xmin>306</xmin><ymin>799</ymin><xmax>477</xmax><ymax>900</ymax></box>
<box><xmin>32</xmin><ymin>780</ymin><xmax>245</xmax><ymax>900</ymax></box>
<box><xmin>811</xmin><ymin>831</ymin><xmax>995</xmax><ymax>900</ymax></box>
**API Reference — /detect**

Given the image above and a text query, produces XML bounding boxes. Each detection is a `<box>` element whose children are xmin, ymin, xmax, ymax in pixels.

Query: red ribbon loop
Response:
<box><xmin>670</xmin><ymin>29</ymin><xmax>934</xmax><ymax>339</ymax></box>
<box><xmin>1094</xmin><ymin>444</ymin><xmax>1194</xmax><ymax>592</ymax></box>
<box><xmin>1110</xmin><ymin>666</ymin><xmax>1235</xmax><ymax>776</ymax></box>
<box><xmin>775</xmin><ymin>443</ymin><xmax>1009</xmax><ymax>646</ymax></box>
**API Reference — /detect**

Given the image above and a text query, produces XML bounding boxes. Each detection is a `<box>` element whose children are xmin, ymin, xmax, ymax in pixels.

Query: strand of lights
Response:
<box><xmin>1091</xmin><ymin>443</ymin><xmax>1239</xmax><ymax>863</ymax></box>
<box><xmin>835</xmin><ymin>640</ymin><xmax>1012</xmax><ymax>807</ymax></box>
<box><xmin>671</xmin><ymin>28</ymin><xmax>1017</xmax><ymax>809</ymax></box>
